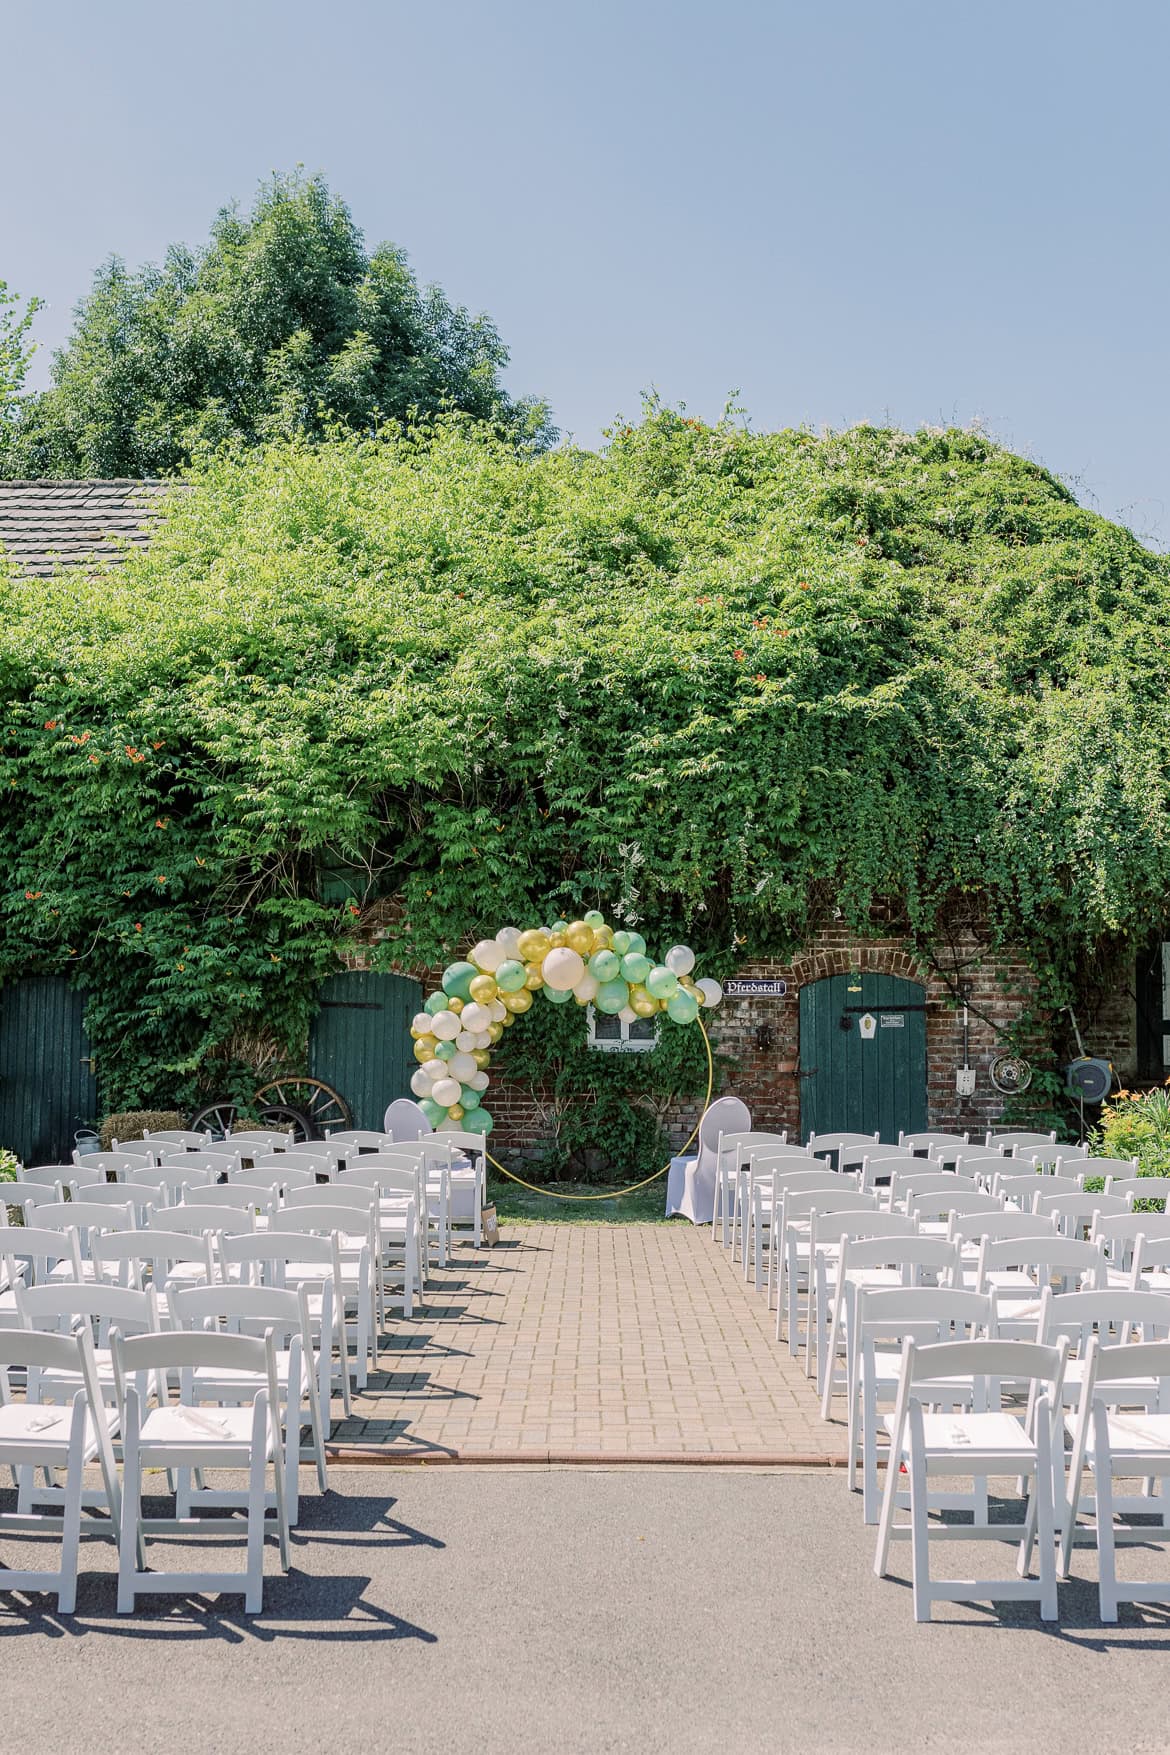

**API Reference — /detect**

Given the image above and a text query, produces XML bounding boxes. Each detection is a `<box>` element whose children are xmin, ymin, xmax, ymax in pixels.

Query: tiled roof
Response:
<box><xmin>0</xmin><ymin>479</ymin><xmax>172</xmax><ymax>577</ymax></box>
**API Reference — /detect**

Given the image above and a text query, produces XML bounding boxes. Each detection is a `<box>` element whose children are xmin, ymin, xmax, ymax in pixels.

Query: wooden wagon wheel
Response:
<box><xmin>252</xmin><ymin>1077</ymin><xmax>351</xmax><ymax>1140</ymax></box>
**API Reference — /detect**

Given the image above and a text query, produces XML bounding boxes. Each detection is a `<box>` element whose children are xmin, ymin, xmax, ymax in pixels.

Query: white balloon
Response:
<box><xmin>488</xmin><ymin>999</ymin><xmax>507</xmax><ymax>1022</ymax></box>
<box><xmin>573</xmin><ymin>972</ymin><xmax>599</xmax><ymax>1003</ymax></box>
<box><xmin>496</xmin><ymin>927</ymin><xmax>523</xmax><ymax>958</ymax></box>
<box><xmin>431</xmin><ymin>1009</ymin><xmax>461</xmax><ymax>1041</ymax></box>
<box><xmin>460</xmin><ymin>1002</ymin><xmax>491</xmax><ymax>1033</ymax></box>
<box><xmin>422</xmin><ymin>1060</ymin><xmax>446</xmax><ymax>1082</ymax></box>
<box><xmin>469</xmin><ymin>1070</ymin><xmax>490</xmax><ymax>1092</ymax></box>
<box><xmin>665</xmin><ymin>944</ymin><xmax>696</xmax><ymax>977</ymax></box>
<box><xmin>544</xmin><ymin>946</ymin><xmax>586</xmax><ymax>991</ymax></box>
<box><xmin>411</xmin><ymin>1012</ymin><xmax>433</xmax><ymax>1035</ymax></box>
<box><xmin>618</xmin><ymin>1007</ymin><xmax>637</xmax><ymax>1024</ymax></box>
<box><xmin>455</xmin><ymin>1030</ymin><xmax>477</xmax><ymax>1052</ymax></box>
<box><xmin>450</xmin><ymin>1051</ymin><xmax>477</xmax><ymax>1082</ymax></box>
<box><xmin>471</xmin><ymin>938</ymin><xmax>504</xmax><ymax>972</ymax></box>
<box><xmin>431</xmin><ymin>1077</ymin><xmax>461</xmax><ymax>1107</ymax></box>
<box><xmin>696</xmin><ymin>977</ymin><xmax>723</xmax><ymax>1007</ymax></box>
<box><xmin>410</xmin><ymin>1068</ymin><xmax>433</xmax><ymax>1098</ymax></box>
<box><xmin>474</xmin><ymin>1030</ymin><xmax>492</xmax><ymax>1049</ymax></box>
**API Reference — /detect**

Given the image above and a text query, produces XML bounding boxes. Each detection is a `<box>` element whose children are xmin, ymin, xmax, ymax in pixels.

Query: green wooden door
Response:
<box><xmin>309</xmin><ymin>970</ymin><xmax>422</xmax><ymax>1131</ymax></box>
<box><xmin>799</xmin><ymin>973</ymin><xmax>927</xmax><ymax>1144</ymax></box>
<box><xmin>0</xmin><ymin>976</ymin><xmax>97</xmax><ymax>1164</ymax></box>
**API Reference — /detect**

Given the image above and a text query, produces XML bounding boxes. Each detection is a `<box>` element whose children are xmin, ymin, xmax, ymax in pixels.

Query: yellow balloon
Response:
<box><xmin>410</xmin><ymin>1023</ymin><xmax>430</xmax><ymax>1039</ymax></box>
<box><xmin>469</xmin><ymin>974</ymin><xmax>498</xmax><ymax>1004</ymax></box>
<box><xmin>524</xmin><ymin>962</ymin><xmax>545</xmax><ymax>990</ymax></box>
<box><xmin>413</xmin><ymin>1038</ymin><xmax>436</xmax><ymax>1062</ymax></box>
<box><xmin>501</xmin><ymin>1009</ymin><xmax>516</xmax><ymax>1027</ymax></box>
<box><xmin>447</xmin><ymin>995</ymin><xmax>464</xmax><ymax>1014</ymax></box>
<box><xmin>448</xmin><ymin>1103</ymin><xmax>465</xmax><ymax>1122</ymax></box>
<box><xmin>629</xmin><ymin>985</ymin><xmax>657</xmax><ymax>1019</ymax></box>
<box><xmin>564</xmin><ymin>921</ymin><xmax>593</xmax><ymax>955</ymax></box>
<box><xmin>472</xmin><ymin>1048</ymin><xmax>492</xmax><ymax>1069</ymax></box>
<box><xmin>517</xmin><ymin>928</ymin><xmax>552</xmax><ymax>962</ymax></box>
<box><xmin>503</xmin><ymin>986</ymin><xmax>533</xmax><ymax>1013</ymax></box>
<box><xmin>591</xmin><ymin>926</ymin><xmax>614</xmax><ymax>951</ymax></box>
<box><xmin>487</xmin><ymin>1023</ymin><xmax>504</xmax><ymax>1044</ymax></box>
<box><xmin>549</xmin><ymin>931</ymin><xmax>566</xmax><ymax>949</ymax></box>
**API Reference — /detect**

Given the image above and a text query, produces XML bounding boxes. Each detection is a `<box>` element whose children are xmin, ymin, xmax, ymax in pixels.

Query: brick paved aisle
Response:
<box><xmin>330</xmin><ymin>1223</ymin><xmax>843</xmax><ymax>1461</ymax></box>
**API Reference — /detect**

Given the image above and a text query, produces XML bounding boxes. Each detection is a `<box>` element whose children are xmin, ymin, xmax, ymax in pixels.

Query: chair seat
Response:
<box><xmin>137</xmin><ymin>1404</ymin><xmax>270</xmax><ymax>1453</ymax></box>
<box><xmin>898</xmin><ymin>1410</ymin><xmax>1035</xmax><ymax>1458</ymax></box>
<box><xmin>192</xmin><ymin>1354</ymin><xmax>309</xmax><ymax>1397</ymax></box>
<box><xmin>0</xmin><ymin>1401</ymin><xmax>118</xmax><ymax>1454</ymax></box>
<box><xmin>1071</xmin><ymin>1412</ymin><xmax>1170</xmax><ymax>1458</ymax></box>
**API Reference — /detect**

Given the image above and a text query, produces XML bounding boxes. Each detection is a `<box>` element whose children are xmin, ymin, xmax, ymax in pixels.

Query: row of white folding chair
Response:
<box><xmin>15</xmin><ymin>1276</ymin><xmax>330</xmax><ymax>1527</ymax></box>
<box><xmin>712</xmin><ymin>1132</ymin><xmax>789</xmax><ymax>1246</ymax></box>
<box><xmin>868</xmin><ymin>1292</ymin><xmax>1170</xmax><ymax>1622</ymax></box>
<box><xmin>744</xmin><ymin>1161</ymin><xmax>860</xmax><ymax>1299</ymax></box>
<box><xmin>736</xmin><ymin>1144</ymin><xmax>819</xmax><ymax>1270</ymax></box>
<box><xmin>0</xmin><ymin>1319</ymin><xmax>291</xmax><ymax>1613</ymax></box>
<box><xmin>328</xmin><ymin>1130</ymin><xmax>490</xmax><ymax>1250</ymax></box>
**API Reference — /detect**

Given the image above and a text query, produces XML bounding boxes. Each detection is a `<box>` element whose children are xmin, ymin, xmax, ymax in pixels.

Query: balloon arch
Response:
<box><xmin>410</xmin><ymin>909</ymin><xmax>724</xmax><ymax>1149</ymax></box>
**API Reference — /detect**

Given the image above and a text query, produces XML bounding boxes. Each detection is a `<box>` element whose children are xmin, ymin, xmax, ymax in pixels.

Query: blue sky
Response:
<box><xmin>5</xmin><ymin>0</ymin><xmax>1167</xmax><ymax>544</ymax></box>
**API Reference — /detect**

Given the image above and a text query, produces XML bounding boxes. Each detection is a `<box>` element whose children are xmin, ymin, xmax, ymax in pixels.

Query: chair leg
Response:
<box><xmin>117</xmin><ymin>1431</ymin><xmax>141</xmax><ymax>1614</ymax></box>
<box><xmin>245</xmin><ymin>1430</ymin><xmax>267</xmax><ymax>1615</ymax></box>
<box><xmin>56</xmin><ymin>1435</ymin><xmax>85</xmax><ymax>1616</ymax></box>
<box><xmin>1093</xmin><ymin>1409</ymin><xmax>1119</xmax><ymax>1623</ymax></box>
<box><xmin>908</xmin><ymin>1418</ymin><xmax>932</xmax><ymax>1622</ymax></box>
<box><xmin>1035</xmin><ymin>1434</ymin><xmax>1058</xmax><ymax>1621</ymax></box>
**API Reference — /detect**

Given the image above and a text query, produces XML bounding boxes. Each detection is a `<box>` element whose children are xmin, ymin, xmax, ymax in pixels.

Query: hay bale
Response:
<box><xmin>100</xmin><ymin>1110</ymin><xmax>185</xmax><ymax>1151</ymax></box>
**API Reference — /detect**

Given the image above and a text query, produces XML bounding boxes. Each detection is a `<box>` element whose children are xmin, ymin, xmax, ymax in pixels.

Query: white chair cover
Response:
<box><xmin>665</xmin><ymin>1095</ymin><xmax>752</xmax><ymax>1224</ymax></box>
<box><xmin>383</xmin><ymin>1098</ymin><xmax>433</xmax><ymax>1142</ymax></box>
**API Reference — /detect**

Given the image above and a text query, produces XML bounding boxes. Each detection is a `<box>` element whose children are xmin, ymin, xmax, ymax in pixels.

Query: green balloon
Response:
<box><xmin>583</xmin><ymin>910</ymin><xmax>605</xmax><ymax>929</ymax></box>
<box><xmin>620</xmin><ymin>951</ymin><xmax>651</xmax><ymax>984</ymax></box>
<box><xmin>496</xmin><ymin>958</ymin><xmax>527</xmax><ymax>993</ymax></box>
<box><xmin>666</xmin><ymin>990</ymin><xmax>700</xmax><ymax>1024</ymax></box>
<box><xmin>611</xmin><ymin>930</ymin><xmax>632</xmax><ymax>956</ymax></box>
<box><xmin>595</xmin><ymin>979</ymin><xmax>630</xmax><ymax>1015</ymax></box>
<box><xmin>459</xmin><ymin>1085</ymin><xmax>482</xmax><ymax>1111</ymax></box>
<box><xmin>646</xmin><ymin>964</ymin><xmax>679</xmax><ymax>1001</ymax></box>
<box><xmin>461</xmin><ymin>1106</ymin><xmax>493</xmax><ymax>1136</ymax></box>
<box><xmin>589</xmin><ymin>948</ymin><xmax>621</xmax><ymax>982</ymax></box>
<box><xmin>625</xmin><ymin>931</ymin><xmax>647</xmax><ymax>956</ymax></box>
<box><xmin>549</xmin><ymin>919</ymin><xmax>569</xmax><ymax>934</ymax></box>
<box><xmin>424</xmin><ymin>991</ymin><xmax>449</xmax><ymax>1016</ymax></box>
<box><xmin>420</xmin><ymin>1097</ymin><xmax>445</xmax><ymax>1127</ymax></box>
<box><xmin>442</xmin><ymin>961</ymin><xmax>478</xmax><ymax>1001</ymax></box>
<box><xmin>435</xmin><ymin>1039</ymin><xmax>457</xmax><ymax>1061</ymax></box>
<box><xmin>543</xmin><ymin>984</ymin><xmax>573</xmax><ymax>1004</ymax></box>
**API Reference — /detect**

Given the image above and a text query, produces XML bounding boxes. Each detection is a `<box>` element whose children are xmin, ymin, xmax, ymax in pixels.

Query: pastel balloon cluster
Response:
<box><xmin>409</xmin><ymin>911</ymin><xmax>723</xmax><ymax>1135</ymax></box>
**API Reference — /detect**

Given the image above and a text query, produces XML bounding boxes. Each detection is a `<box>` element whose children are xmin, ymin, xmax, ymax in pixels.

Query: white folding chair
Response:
<box><xmin>993</xmin><ymin>1170</ymin><xmax>1084</xmax><ymax>1205</ymax></box>
<box><xmin>19</xmin><ymin>1164</ymin><xmax>88</xmax><ymax>1192</ymax></box>
<box><xmin>90</xmin><ymin>1230</ymin><xmax>215</xmax><ymax>1307</ymax></box>
<box><xmin>974</xmin><ymin>1235</ymin><xmax>1107</xmax><ymax>1334</ymax></box>
<box><xmin>251</xmin><ymin>1149</ymin><xmax>339</xmax><ymax>1182</ymax></box>
<box><xmin>1061</xmin><ymin>1337</ymin><xmax>1170</xmax><ymax>1619</ymax></box>
<box><xmin>34</xmin><ymin>1200</ymin><xmax>136</xmax><ymax>1281</ymax></box>
<box><xmin>1033</xmin><ymin>1189</ymin><xmax>1129</xmax><ymax>1239</ymax></box>
<box><xmin>228</xmin><ymin>1130</ymin><xmax>295</xmax><ymax>1151</ymax></box>
<box><xmin>1105</xmin><ymin>1176</ymin><xmax>1170</xmax><ymax>1209</ymax></box>
<box><xmin>778</xmin><ymin>1190</ymin><xmax>878</xmax><ymax>1355</ymax></box>
<box><xmin>0</xmin><ymin>1229</ymin><xmax>83</xmax><ymax>1328</ymax></box>
<box><xmin>269</xmin><ymin>1208</ymin><xmax>374</xmax><ymax>1389</ymax></box>
<box><xmin>985</xmin><ymin>1130</ymin><xmax>1057</xmax><ymax>1155</ymax></box>
<box><xmin>809</xmin><ymin>1215</ymin><xmax>920</xmax><ymax>1398</ymax></box>
<box><xmin>875</xmin><ymin>1337</ymin><xmax>1068</xmax><ymax>1621</ymax></box>
<box><xmin>133</xmin><ymin>1163</ymin><xmax>215</xmax><ymax>1202</ymax></box>
<box><xmin>763</xmin><ymin>1167</ymin><xmax>860</xmax><ymax>1308</ymax></box>
<box><xmin>898</xmin><ymin>1132</ymin><xmax>969</xmax><ymax>1164</ymax></box>
<box><xmin>142</xmin><ymin>1129</ymin><xmax>213</xmax><ymax>1151</ymax></box>
<box><xmin>848</xmin><ymin>1284</ymin><xmax>992</xmax><ymax>1523</ymax></box>
<box><xmin>182</xmin><ymin>1182</ymin><xmax>279</xmax><ymax>1220</ymax></box>
<box><xmin>71</xmin><ymin>1151</ymin><xmax>155</xmax><ymax>1180</ymax></box>
<box><xmin>17</xmin><ymin>1281</ymin><xmax>161</xmax><ymax>1412</ymax></box>
<box><xmin>113</xmin><ymin>1328</ymin><xmax>290</xmax><ymax>1615</ymax></box>
<box><xmin>428</xmin><ymin>1130</ymin><xmax>491</xmax><ymax>1248</ymax></box>
<box><xmin>3</xmin><ymin>1182</ymin><xmax>67</xmax><ymax>1224</ymax></box>
<box><xmin>739</xmin><ymin>1146</ymin><xmax>815</xmax><ymax>1278</ymax></box>
<box><xmin>807</xmin><ymin>1132</ymin><xmax>880</xmax><ymax>1171</ymax></box>
<box><xmin>324</xmin><ymin>1129</ymin><xmax>389</xmax><ymax>1153</ymax></box>
<box><xmin>0</xmin><ymin>1327</ymin><xmax>121</xmax><ymax>1611</ymax></box>
<box><xmin>172</xmin><ymin>1282</ymin><xmax>329</xmax><ymax>1524</ymax></box>
<box><xmin>887</xmin><ymin>1171</ymin><xmax>981</xmax><ymax>1214</ymax></box>
<box><xmin>220</xmin><ymin>1233</ymin><xmax>343</xmax><ymax>1416</ymax></box>
<box><xmin>336</xmin><ymin>1165</ymin><xmax>425</xmax><ymax>1308</ymax></box>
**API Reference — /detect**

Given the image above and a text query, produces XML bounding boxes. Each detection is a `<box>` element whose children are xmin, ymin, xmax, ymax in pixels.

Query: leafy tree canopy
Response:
<box><xmin>2</xmin><ymin>171</ymin><xmax>553</xmax><ymax>477</ymax></box>
<box><xmin>1</xmin><ymin>409</ymin><xmax>1167</xmax><ymax>1109</ymax></box>
<box><xmin>0</xmin><ymin>281</ymin><xmax>42</xmax><ymax>426</ymax></box>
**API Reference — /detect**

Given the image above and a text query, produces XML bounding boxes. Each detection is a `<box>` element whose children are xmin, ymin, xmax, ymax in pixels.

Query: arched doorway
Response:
<box><xmin>799</xmin><ymin>972</ymin><xmax>927</xmax><ymax>1143</ymax></box>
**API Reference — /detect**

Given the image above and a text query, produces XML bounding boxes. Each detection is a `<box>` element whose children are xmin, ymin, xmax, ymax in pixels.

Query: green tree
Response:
<box><xmin>4</xmin><ymin>171</ymin><xmax>553</xmax><ymax>477</ymax></box>
<box><xmin>0</xmin><ymin>281</ymin><xmax>43</xmax><ymax>440</ymax></box>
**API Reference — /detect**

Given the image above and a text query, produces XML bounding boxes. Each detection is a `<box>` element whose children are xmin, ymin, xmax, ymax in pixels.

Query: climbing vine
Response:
<box><xmin>1</xmin><ymin>409</ymin><xmax>1169</xmax><ymax>1128</ymax></box>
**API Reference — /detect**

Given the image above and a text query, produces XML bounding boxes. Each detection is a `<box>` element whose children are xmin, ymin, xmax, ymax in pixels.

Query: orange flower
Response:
<box><xmin>195</xmin><ymin>856</ymin><xmax>206</xmax><ymax>867</ymax></box>
<box><xmin>733</xmin><ymin>649</ymin><xmax>745</xmax><ymax>661</ymax></box>
<box><xmin>43</xmin><ymin>720</ymin><xmax>57</xmax><ymax>731</ymax></box>
<box><xmin>799</xmin><ymin>582</ymin><xmax>810</xmax><ymax>590</ymax></box>
<box><xmin>270</xmin><ymin>954</ymin><xmax>281</xmax><ymax>963</ymax></box>
<box><xmin>156</xmin><ymin>874</ymin><xmax>167</xmax><ymax>884</ymax></box>
<box><xmin>755</xmin><ymin>673</ymin><xmax>766</xmax><ymax>683</ymax></box>
<box><xmin>348</xmin><ymin>903</ymin><xmax>360</xmax><ymax>916</ymax></box>
<box><xmin>155</xmin><ymin>818</ymin><xmax>168</xmax><ymax>829</ymax></box>
<box><xmin>152</xmin><ymin>741</ymin><xmax>164</xmax><ymax>750</ymax></box>
<box><xmin>24</xmin><ymin>889</ymin><xmax>41</xmax><ymax>900</ymax></box>
<box><xmin>88</xmin><ymin>754</ymin><xmax>100</xmax><ymax>764</ymax></box>
<box><xmin>134</xmin><ymin>923</ymin><xmax>143</xmax><ymax>933</ymax></box>
<box><xmin>176</xmin><ymin>963</ymin><xmax>185</xmax><ymax>972</ymax></box>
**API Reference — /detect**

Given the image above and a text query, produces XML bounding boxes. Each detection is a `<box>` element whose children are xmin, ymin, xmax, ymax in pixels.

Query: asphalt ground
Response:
<box><xmin>1</xmin><ymin>1469</ymin><xmax>1169</xmax><ymax>1755</ymax></box>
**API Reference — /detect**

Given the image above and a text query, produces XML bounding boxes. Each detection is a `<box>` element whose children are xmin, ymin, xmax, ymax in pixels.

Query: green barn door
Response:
<box><xmin>799</xmin><ymin>973</ymin><xmax>927</xmax><ymax>1144</ymax></box>
<box><xmin>0</xmin><ymin>977</ymin><xmax>97</xmax><ymax>1164</ymax></box>
<box><xmin>309</xmin><ymin>970</ymin><xmax>422</xmax><ymax>1131</ymax></box>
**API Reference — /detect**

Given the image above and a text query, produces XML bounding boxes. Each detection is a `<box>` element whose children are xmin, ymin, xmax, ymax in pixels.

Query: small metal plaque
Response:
<box><xmin>880</xmin><ymin>1013</ymin><xmax>905</xmax><ymax>1028</ymax></box>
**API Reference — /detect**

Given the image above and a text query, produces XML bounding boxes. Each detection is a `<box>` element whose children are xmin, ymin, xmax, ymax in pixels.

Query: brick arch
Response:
<box><xmin>789</xmin><ymin>944</ymin><xmax>932</xmax><ymax>992</ymax></box>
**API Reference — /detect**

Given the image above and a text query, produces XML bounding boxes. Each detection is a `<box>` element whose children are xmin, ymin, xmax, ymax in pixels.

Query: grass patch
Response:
<box><xmin>487</xmin><ymin>1174</ymin><xmax>674</xmax><ymax>1224</ymax></box>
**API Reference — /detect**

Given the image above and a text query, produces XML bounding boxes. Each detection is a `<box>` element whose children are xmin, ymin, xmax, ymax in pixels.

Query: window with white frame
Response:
<box><xmin>586</xmin><ymin>1005</ymin><xmax>658</xmax><ymax>1053</ymax></box>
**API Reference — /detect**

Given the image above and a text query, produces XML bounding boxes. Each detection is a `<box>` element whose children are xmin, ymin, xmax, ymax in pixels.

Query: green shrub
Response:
<box><xmin>0</xmin><ymin>1147</ymin><xmax>18</xmax><ymax>1182</ymax></box>
<box><xmin>1085</xmin><ymin>1087</ymin><xmax>1170</xmax><ymax>1201</ymax></box>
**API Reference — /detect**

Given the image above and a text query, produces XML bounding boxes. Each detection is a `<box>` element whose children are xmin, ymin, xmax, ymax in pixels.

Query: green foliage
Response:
<box><xmin>0</xmin><ymin>1147</ymin><xmax>17</xmax><ymax>1183</ymax></box>
<box><xmin>3</xmin><ymin>171</ymin><xmax>553</xmax><ymax>477</ymax></box>
<box><xmin>492</xmin><ymin>1000</ymin><xmax>714</xmax><ymax>1179</ymax></box>
<box><xmin>1</xmin><ymin>408</ymin><xmax>1169</xmax><ymax>1122</ymax></box>
<box><xmin>0</xmin><ymin>280</ymin><xmax>43</xmax><ymax>427</ymax></box>
<box><xmin>1091</xmin><ymin>1087</ymin><xmax>1170</xmax><ymax>1180</ymax></box>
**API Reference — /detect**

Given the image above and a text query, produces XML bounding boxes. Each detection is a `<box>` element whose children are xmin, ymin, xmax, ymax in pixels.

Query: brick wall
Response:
<box><xmin>341</xmin><ymin>903</ymin><xmax>1044</xmax><ymax>1164</ymax></box>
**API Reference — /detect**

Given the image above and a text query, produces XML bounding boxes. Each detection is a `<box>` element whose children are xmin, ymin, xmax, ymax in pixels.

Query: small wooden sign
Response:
<box><xmin>724</xmin><ymin>978</ymin><xmax>788</xmax><ymax>998</ymax></box>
